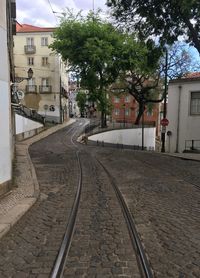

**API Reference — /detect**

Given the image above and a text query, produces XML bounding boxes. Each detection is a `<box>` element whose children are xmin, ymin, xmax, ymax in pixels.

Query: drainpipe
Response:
<box><xmin>175</xmin><ymin>85</ymin><xmax>182</xmax><ymax>152</ymax></box>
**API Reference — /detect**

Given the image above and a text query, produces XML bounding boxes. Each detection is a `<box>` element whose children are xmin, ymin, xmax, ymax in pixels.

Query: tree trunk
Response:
<box><xmin>135</xmin><ymin>101</ymin><xmax>145</xmax><ymax>125</ymax></box>
<box><xmin>101</xmin><ymin>111</ymin><xmax>107</xmax><ymax>128</ymax></box>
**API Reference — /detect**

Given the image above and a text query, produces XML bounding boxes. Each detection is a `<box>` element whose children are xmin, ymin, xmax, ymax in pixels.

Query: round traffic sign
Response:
<box><xmin>161</xmin><ymin>118</ymin><xmax>169</xmax><ymax>126</ymax></box>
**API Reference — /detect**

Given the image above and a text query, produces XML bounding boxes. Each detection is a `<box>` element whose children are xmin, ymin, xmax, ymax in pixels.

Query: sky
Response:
<box><xmin>16</xmin><ymin>0</ymin><xmax>108</xmax><ymax>27</ymax></box>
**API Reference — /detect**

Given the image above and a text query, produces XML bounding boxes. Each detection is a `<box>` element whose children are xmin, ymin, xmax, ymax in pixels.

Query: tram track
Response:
<box><xmin>50</xmin><ymin>119</ymin><xmax>153</xmax><ymax>278</ymax></box>
<box><xmin>97</xmin><ymin>159</ymin><xmax>154</xmax><ymax>278</ymax></box>
<box><xmin>50</xmin><ymin>119</ymin><xmax>86</xmax><ymax>277</ymax></box>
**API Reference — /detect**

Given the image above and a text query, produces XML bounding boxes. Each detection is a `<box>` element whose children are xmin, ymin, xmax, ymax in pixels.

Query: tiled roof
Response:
<box><xmin>170</xmin><ymin>72</ymin><xmax>200</xmax><ymax>83</ymax></box>
<box><xmin>183</xmin><ymin>72</ymin><xmax>200</xmax><ymax>79</ymax></box>
<box><xmin>16</xmin><ymin>23</ymin><xmax>55</xmax><ymax>33</ymax></box>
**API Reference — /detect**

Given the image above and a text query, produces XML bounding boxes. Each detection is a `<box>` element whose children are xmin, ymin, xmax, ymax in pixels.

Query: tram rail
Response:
<box><xmin>50</xmin><ymin>119</ymin><xmax>153</xmax><ymax>278</ymax></box>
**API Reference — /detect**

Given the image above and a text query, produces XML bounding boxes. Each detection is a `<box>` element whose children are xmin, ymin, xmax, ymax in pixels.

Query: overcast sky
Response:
<box><xmin>16</xmin><ymin>0</ymin><xmax>108</xmax><ymax>27</ymax></box>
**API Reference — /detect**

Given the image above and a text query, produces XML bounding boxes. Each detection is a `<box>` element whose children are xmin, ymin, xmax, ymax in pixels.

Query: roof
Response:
<box><xmin>16</xmin><ymin>23</ymin><xmax>56</xmax><ymax>33</ymax></box>
<box><xmin>169</xmin><ymin>72</ymin><xmax>200</xmax><ymax>84</ymax></box>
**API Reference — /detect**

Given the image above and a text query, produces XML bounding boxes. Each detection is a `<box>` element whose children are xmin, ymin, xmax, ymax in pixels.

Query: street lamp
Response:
<box><xmin>161</xmin><ymin>49</ymin><xmax>168</xmax><ymax>152</ymax></box>
<box><xmin>27</xmin><ymin>68</ymin><xmax>33</xmax><ymax>79</ymax></box>
<box><xmin>141</xmin><ymin>99</ymin><xmax>145</xmax><ymax>150</ymax></box>
<box><xmin>12</xmin><ymin>68</ymin><xmax>33</xmax><ymax>104</ymax></box>
<box><xmin>122</xmin><ymin>103</ymin><xmax>126</xmax><ymax>128</ymax></box>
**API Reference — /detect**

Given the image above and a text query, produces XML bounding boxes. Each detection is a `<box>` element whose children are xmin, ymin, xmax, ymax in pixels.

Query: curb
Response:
<box><xmin>0</xmin><ymin>119</ymin><xmax>75</xmax><ymax>239</ymax></box>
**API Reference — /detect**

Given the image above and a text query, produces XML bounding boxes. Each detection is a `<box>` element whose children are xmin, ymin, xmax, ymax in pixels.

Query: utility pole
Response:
<box><xmin>161</xmin><ymin>49</ymin><xmax>168</xmax><ymax>152</ymax></box>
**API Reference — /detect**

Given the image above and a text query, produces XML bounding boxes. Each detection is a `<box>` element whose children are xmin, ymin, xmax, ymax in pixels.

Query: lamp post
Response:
<box><xmin>161</xmin><ymin>49</ymin><xmax>168</xmax><ymax>152</ymax></box>
<box><xmin>141</xmin><ymin>99</ymin><xmax>145</xmax><ymax>150</ymax></box>
<box><xmin>12</xmin><ymin>68</ymin><xmax>33</xmax><ymax>103</ymax></box>
<box><xmin>122</xmin><ymin>103</ymin><xmax>126</xmax><ymax>128</ymax></box>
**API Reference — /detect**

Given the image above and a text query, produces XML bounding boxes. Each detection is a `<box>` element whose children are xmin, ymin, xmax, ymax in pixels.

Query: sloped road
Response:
<box><xmin>0</xmin><ymin>119</ymin><xmax>199</xmax><ymax>277</ymax></box>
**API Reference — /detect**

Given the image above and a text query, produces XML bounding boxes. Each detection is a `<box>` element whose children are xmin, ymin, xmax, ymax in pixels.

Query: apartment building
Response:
<box><xmin>111</xmin><ymin>93</ymin><xmax>160</xmax><ymax>134</ymax></box>
<box><xmin>14</xmin><ymin>23</ymin><xmax>68</xmax><ymax>123</ymax></box>
<box><xmin>167</xmin><ymin>73</ymin><xmax>200</xmax><ymax>153</ymax></box>
<box><xmin>0</xmin><ymin>0</ymin><xmax>16</xmax><ymax>196</ymax></box>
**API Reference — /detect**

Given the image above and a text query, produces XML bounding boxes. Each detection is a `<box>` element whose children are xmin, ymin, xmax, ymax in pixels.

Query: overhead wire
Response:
<box><xmin>45</xmin><ymin>0</ymin><xmax>59</xmax><ymax>24</ymax></box>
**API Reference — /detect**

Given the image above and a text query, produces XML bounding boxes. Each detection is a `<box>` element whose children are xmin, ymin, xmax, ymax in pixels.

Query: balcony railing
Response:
<box><xmin>39</xmin><ymin>85</ymin><xmax>52</xmax><ymax>93</ymax></box>
<box><xmin>24</xmin><ymin>45</ymin><xmax>36</xmax><ymax>54</ymax></box>
<box><xmin>26</xmin><ymin>85</ymin><xmax>37</xmax><ymax>93</ymax></box>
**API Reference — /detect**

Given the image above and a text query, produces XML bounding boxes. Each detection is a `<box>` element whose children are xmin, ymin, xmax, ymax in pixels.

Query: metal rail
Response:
<box><xmin>50</xmin><ymin>120</ymin><xmax>88</xmax><ymax>277</ymax></box>
<box><xmin>50</xmin><ymin>150</ymin><xmax>82</xmax><ymax>278</ymax></box>
<box><xmin>97</xmin><ymin>159</ymin><xmax>154</xmax><ymax>278</ymax></box>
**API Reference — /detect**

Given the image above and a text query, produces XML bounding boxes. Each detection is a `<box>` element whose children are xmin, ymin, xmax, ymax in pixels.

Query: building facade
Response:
<box><xmin>0</xmin><ymin>0</ymin><xmax>16</xmax><ymax>196</ymax></box>
<box><xmin>167</xmin><ymin>73</ymin><xmax>200</xmax><ymax>153</ymax></box>
<box><xmin>14</xmin><ymin>24</ymin><xmax>68</xmax><ymax>123</ymax></box>
<box><xmin>111</xmin><ymin>93</ymin><xmax>160</xmax><ymax>134</ymax></box>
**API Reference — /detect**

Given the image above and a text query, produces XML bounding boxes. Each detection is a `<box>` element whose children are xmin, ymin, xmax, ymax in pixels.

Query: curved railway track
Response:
<box><xmin>50</xmin><ymin>119</ymin><xmax>153</xmax><ymax>278</ymax></box>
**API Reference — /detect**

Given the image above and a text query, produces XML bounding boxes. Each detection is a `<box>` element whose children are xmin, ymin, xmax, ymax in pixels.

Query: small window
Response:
<box><xmin>26</xmin><ymin>37</ymin><xmax>34</xmax><ymax>46</ymax></box>
<box><xmin>42</xmin><ymin>57</ymin><xmax>48</xmax><ymax>66</ymax></box>
<box><xmin>41</xmin><ymin>78</ymin><xmax>49</xmax><ymax>86</ymax></box>
<box><xmin>191</xmin><ymin>92</ymin><xmax>200</xmax><ymax>115</ymax></box>
<box><xmin>146</xmin><ymin>109</ymin><xmax>153</xmax><ymax>117</ymax></box>
<box><xmin>125</xmin><ymin>108</ymin><xmax>130</xmax><ymax>116</ymax></box>
<box><xmin>41</xmin><ymin>37</ymin><xmax>48</xmax><ymax>46</ymax></box>
<box><xmin>125</xmin><ymin>95</ymin><xmax>130</xmax><ymax>103</ymax></box>
<box><xmin>27</xmin><ymin>57</ymin><xmax>34</xmax><ymax>66</ymax></box>
<box><xmin>114</xmin><ymin>109</ymin><xmax>120</xmax><ymax>116</ymax></box>
<box><xmin>114</xmin><ymin>96</ymin><xmax>120</xmax><ymax>103</ymax></box>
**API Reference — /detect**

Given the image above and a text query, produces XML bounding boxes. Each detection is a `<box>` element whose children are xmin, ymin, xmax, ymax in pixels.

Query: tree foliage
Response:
<box><xmin>76</xmin><ymin>90</ymin><xmax>87</xmax><ymax>117</ymax></box>
<box><xmin>50</xmin><ymin>12</ymin><xmax>125</xmax><ymax>127</ymax></box>
<box><xmin>107</xmin><ymin>0</ymin><xmax>200</xmax><ymax>54</ymax></box>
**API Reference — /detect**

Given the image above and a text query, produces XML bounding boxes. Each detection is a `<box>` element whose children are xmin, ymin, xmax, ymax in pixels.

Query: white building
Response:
<box><xmin>166</xmin><ymin>73</ymin><xmax>200</xmax><ymax>153</ymax></box>
<box><xmin>14</xmin><ymin>23</ymin><xmax>68</xmax><ymax>123</ymax></box>
<box><xmin>0</xmin><ymin>0</ymin><xmax>16</xmax><ymax>196</ymax></box>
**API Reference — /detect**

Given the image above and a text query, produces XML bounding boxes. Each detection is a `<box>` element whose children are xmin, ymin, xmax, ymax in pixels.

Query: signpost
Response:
<box><xmin>160</xmin><ymin>118</ymin><xmax>169</xmax><ymax>127</ymax></box>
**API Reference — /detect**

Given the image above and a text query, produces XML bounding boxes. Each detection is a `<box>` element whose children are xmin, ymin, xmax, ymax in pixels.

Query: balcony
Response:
<box><xmin>39</xmin><ymin>85</ymin><xmax>52</xmax><ymax>93</ymax></box>
<box><xmin>24</xmin><ymin>45</ymin><xmax>36</xmax><ymax>54</ymax></box>
<box><xmin>26</xmin><ymin>85</ymin><xmax>37</xmax><ymax>93</ymax></box>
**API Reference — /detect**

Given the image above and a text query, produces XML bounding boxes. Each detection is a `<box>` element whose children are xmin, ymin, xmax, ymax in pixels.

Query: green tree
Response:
<box><xmin>107</xmin><ymin>0</ymin><xmax>200</xmax><ymax>54</ymax></box>
<box><xmin>76</xmin><ymin>90</ymin><xmax>87</xmax><ymax>117</ymax></box>
<box><xmin>114</xmin><ymin>37</ymin><xmax>162</xmax><ymax>124</ymax></box>
<box><xmin>50</xmin><ymin>11</ymin><xmax>124</xmax><ymax>127</ymax></box>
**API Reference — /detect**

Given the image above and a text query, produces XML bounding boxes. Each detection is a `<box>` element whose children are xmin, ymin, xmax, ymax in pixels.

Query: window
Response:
<box><xmin>27</xmin><ymin>78</ymin><xmax>36</xmax><ymax>92</ymax></box>
<box><xmin>41</xmin><ymin>37</ymin><xmax>48</xmax><ymax>46</ymax></box>
<box><xmin>114</xmin><ymin>96</ymin><xmax>120</xmax><ymax>103</ymax></box>
<box><xmin>114</xmin><ymin>109</ymin><xmax>120</xmax><ymax>116</ymax></box>
<box><xmin>146</xmin><ymin>109</ymin><xmax>153</xmax><ymax>117</ymax></box>
<box><xmin>41</xmin><ymin>78</ymin><xmax>49</xmax><ymax>86</ymax></box>
<box><xmin>27</xmin><ymin>78</ymin><xmax>35</xmax><ymax>86</ymax></box>
<box><xmin>125</xmin><ymin>95</ymin><xmax>130</xmax><ymax>103</ymax></box>
<box><xmin>27</xmin><ymin>57</ymin><xmax>34</xmax><ymax>66</ymax></box>
<box><xmin>42</xmin><ymin>57</ymin><xmax>48</xmax><ymax>66</ymax></box>
<box><xmin>26</xmin><ymin>37</ymin><xmax>34</xmax><ymax>46</ymax></box>
<box><xmin>125</xmin><ymin>108</ymin><xmax>130</xmax><ymax>116</ymax></box>
<box><xmin>191</xmin><ymin>92</ymin><xmax>200</xmax><ymax>115</ymax></box>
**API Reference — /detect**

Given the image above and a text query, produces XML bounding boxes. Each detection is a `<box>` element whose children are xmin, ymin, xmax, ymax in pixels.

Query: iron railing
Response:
<box><xmin>39</xmin><ymin>85</ymin><xmax>52</xmax><ymax>93</ymax></box>
<box><xmin>24</xmin><ymin>45</ymin><xmax>36</xmax><ymax>54</ymax></box>
<box><xmin>26</xmin><ymin>85</ymin><xmax>37</xmax><ymax>93</ymax></box>
<box><xmin>185</xmin><ymin>140</ymin><xmax>200</xmax><ymax>152</ymax></box>
<box><xmin>14</xmin><ymin>104</ymin><xmax>45</xmax><ymax>124</ymax></box>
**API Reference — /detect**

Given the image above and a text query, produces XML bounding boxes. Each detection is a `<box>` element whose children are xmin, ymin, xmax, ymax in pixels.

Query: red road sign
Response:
<box><xmin>160</xmin><ymin>118</ymin><xmax>169</xmax><ymax>126</ymax></box>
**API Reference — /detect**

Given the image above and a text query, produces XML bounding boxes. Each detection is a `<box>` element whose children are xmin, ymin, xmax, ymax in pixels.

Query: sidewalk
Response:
<box><xmin>0</xmin><ymin>119</ymin><xmax>75</xmax><ymax>239</ymax></box>
<box><xmin>164</xmin><ymin>152</ymin><xmax>200</xmax><ymax>161</ymax></box>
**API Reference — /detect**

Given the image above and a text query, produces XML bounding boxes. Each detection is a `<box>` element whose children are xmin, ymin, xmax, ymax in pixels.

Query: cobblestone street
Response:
<box><xmin>0</xmin><ymin>120</ymin><xmax>199</xmax><ymax>277</ymax></box>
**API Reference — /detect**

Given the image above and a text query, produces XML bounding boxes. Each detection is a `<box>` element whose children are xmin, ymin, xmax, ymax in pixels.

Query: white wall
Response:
<box><xmin>0</xmin><ymin>1</ymin><xmax>12</xmax><ymax>185</ymax></box>
<box><xmin>88</xmin><ymin>127</ymin><xmax>156</xmax><ymax>150</ymax></box>
<box><xmin>167</xmin><ymin>81</ymin><xmax>200</xmax><ymax>153</ymax></box>
<box><xmin>15</xmin><ymin>114</ymin><xmax>43</xmax><ymax>134</ymax></box>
